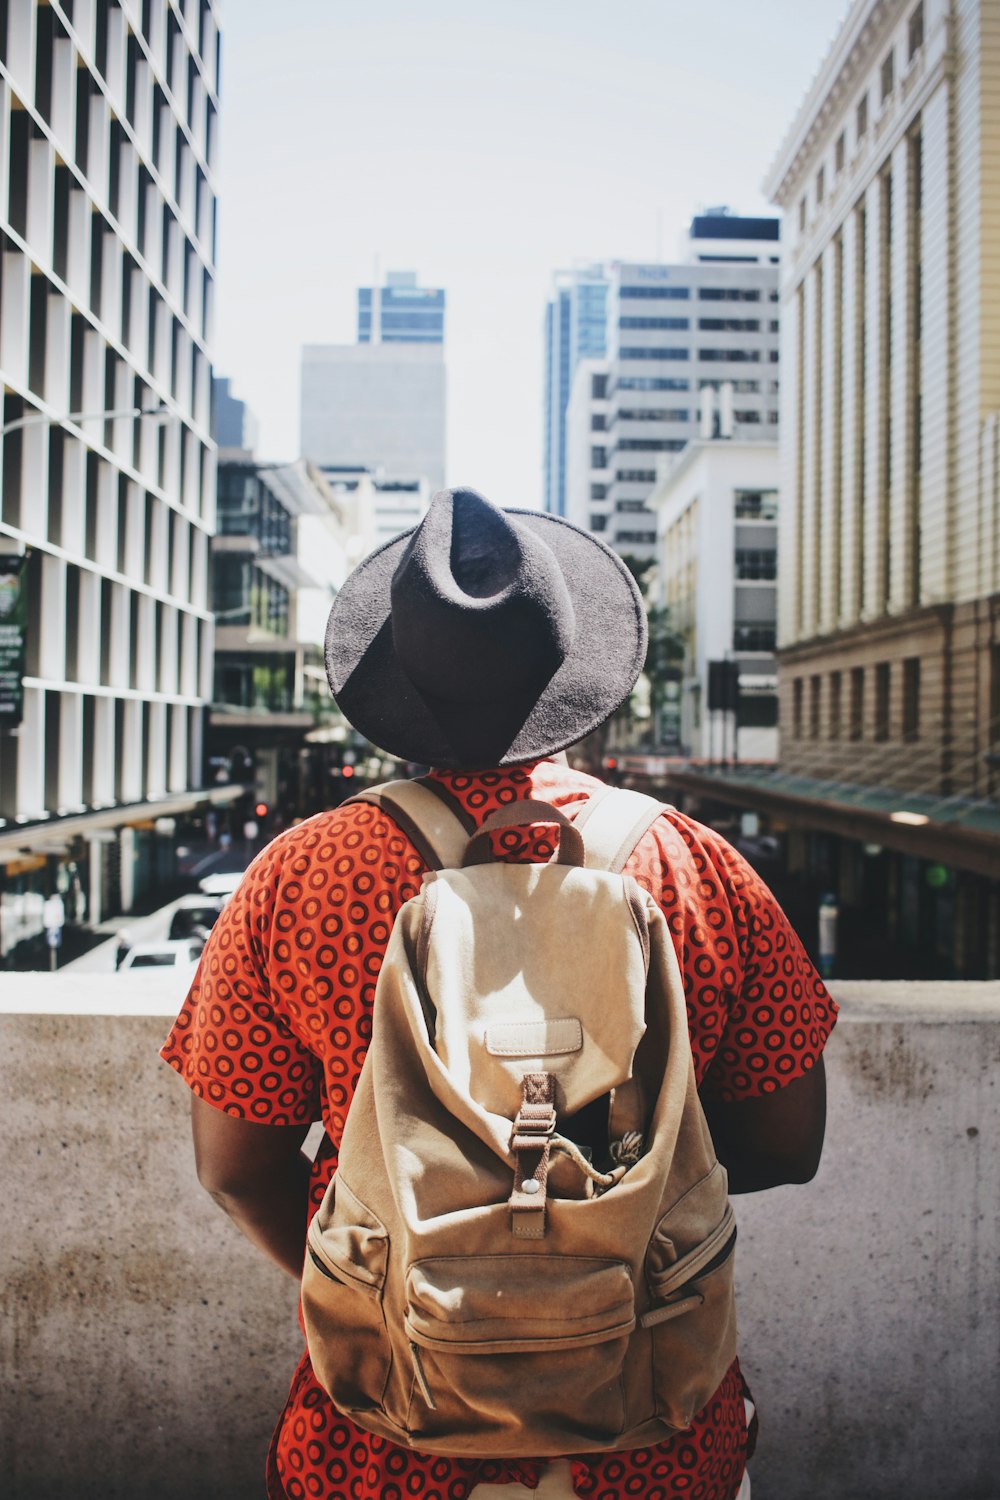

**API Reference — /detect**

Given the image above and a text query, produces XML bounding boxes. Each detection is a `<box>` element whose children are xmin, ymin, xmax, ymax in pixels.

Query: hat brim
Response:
<box><xmin>325</xmin><ymin>510</ymin><xmax>646</xmax><ymax>769</ymax></box>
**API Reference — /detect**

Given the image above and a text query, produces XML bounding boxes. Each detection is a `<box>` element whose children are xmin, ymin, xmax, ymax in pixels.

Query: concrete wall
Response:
<box><xmin>1</xmin><ymin>975</ymin><xmax>999</xmax><ymax>1500</ymax></box>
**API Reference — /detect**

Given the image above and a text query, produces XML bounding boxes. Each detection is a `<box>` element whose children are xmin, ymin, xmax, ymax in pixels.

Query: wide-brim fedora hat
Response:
<box><xmin>324</xmin><ymin>486</ymin><xmax>647</xmax><ymax>769</ymax></box>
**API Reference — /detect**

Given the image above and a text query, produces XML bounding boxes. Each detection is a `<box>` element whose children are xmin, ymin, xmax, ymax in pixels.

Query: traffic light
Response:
<box><xmin>254</xmin><ymin>802</ymin><xmax>268</xmax><ymax>818</ymax></box>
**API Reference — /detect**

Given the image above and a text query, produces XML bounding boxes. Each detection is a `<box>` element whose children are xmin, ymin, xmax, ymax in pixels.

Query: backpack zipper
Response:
<box><xmin>307</xmin><ymin>1245</ymin><xmax>339</xmax><ymax>1282</ymax></box>
<box><xmin>409</xmin><ymin>1341</ymin><xmax>437</xmax><ymax>1410</ymax></box>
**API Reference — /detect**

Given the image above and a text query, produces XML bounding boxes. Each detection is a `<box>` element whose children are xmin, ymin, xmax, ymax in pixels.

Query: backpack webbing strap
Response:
<box><xmin>572</xmin><ymin>785</ymin><xmax>671</xmax><ymax>873</ymax></box>
<box><xmin>349</xmin><ymin>779</ymin><xmax>470</xmax><ymax>872</ymax></box>
<box><xmin>509</xmin><ymin>1073</ymin><xmax>557</xmax><ymax>1240</ymax></box>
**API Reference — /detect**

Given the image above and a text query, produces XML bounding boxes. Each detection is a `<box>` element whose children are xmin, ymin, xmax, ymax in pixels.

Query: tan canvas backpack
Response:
<box><xmin>301</xmin><ymin>780</ymin><xmax>737</xmax><ymax>1457</ymax></box>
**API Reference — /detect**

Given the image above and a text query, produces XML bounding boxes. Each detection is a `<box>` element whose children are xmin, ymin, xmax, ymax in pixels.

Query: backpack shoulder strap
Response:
<box><xmin>349</xmin><ymin>778</ymin><xmax>471</xmax><ymax>871</ymax></box>
<box><xmin>573</xmin><ymin>785</ymin><xmax>672</xmax><ymax>873</ymax></box>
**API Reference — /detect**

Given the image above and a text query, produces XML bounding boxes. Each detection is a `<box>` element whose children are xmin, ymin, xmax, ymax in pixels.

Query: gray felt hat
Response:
<box><xmin>324</xmin><ymin>487</ymin><xmax>647</xmax><ymax>769</ymax></box>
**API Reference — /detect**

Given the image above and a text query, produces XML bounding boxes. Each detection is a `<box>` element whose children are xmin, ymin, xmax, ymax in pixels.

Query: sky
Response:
<box><xmin>213</xmin><ymin>0</ymin><xmax>850</xmax><ymax>509</ymax></box>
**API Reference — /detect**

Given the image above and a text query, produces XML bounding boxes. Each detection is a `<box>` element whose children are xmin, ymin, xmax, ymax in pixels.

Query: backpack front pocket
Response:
<box><xmin>400</xmin><ymin>1254</ymin><xmax>634</xmax><ymax>1452</ymax></box>
<box><xmin>302</xmin><ymin>1177</ymin><xmax>392</xmax><ymax>1416</ymax></box>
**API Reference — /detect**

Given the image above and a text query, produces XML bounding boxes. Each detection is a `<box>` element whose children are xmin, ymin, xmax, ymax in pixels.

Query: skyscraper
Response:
<box><xmin>553</xmin><ymin>216</ymin><xmax>781</xmax><ymax>561</ymax></box>
<box><xmin>357</xmin><ymin>270</ymin><xmax>445</xmax><ymax>344</ymax></box>
<box><xmin>543</xmin><ymin>266</ymin><xmax>609</xmax><ymax>517</ymax></box>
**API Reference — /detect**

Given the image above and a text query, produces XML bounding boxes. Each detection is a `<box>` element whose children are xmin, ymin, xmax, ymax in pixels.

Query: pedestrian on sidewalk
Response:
<box><xmin>162</xmin><ymin>487</ymin><xmax>837</xmax><ymax>1500</ymax></box>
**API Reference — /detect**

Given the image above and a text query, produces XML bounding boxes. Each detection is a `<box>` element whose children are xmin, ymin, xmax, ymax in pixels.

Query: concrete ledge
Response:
<box><xmin>1</xmin><ymin>983</ymin><xmax>999</xmax><ymax>1499</ymax></box>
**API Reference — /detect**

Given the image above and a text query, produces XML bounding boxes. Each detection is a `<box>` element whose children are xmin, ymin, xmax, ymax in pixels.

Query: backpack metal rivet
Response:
<box><xmin>521</xmin><ymin>1178</ymin><xmax>541</xmax><ymax>1195</ymax></box>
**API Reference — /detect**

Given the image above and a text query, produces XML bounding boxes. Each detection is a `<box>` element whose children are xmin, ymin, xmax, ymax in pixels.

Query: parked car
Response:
<box><xmin>197</xmin><ymin>871</ymin><xmax>244</xmax><ymax>902</ymax></box>
<box><xmin>167</xmin><ymin>895</ymin><xmax>224</xmax><ymax>943</ymax></box>
<box><xmin>119</xmin><ymin>939</ymin><xmax>203</xmax><ymax>971</ymax></box>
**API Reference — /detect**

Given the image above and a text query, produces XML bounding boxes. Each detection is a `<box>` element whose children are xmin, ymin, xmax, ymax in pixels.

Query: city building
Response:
<box><xmin>602</xmin><ymin>220</ymin><xmax>781</xmax><ymax>563</ymax></box>
<box><xmin>647</xmin><ymin>407</ymin><xmax>779</xmax><ymax>760</ymax></box>
<box><xmin>660</xmin><ymin>0</ymin><xmax>999</xmax><ymax>979</ymax></box>
<box><xmin>208</xmin><ymin>453</ymin><xmax>354</xmax><ymax>824</ymax></box>
<box><xmin>301</xmin><ymin>272</ymin><xmax>446</xmax><ymax>532</ymax></box>
<box><xmin>357</xmin><ymin>269</ymin><xmax>445</xmax><ymax>345</ymax></box>
<box><xmin>0</xmin><ymin>0</ymin><xmax>224</xmax><ymax>967</ymax></box>
<box><xmin>563</xmin><ymin>358</ymin><xmax>611</xmax><ymax>536</ymax></box>
<box><xmin>318</xmin><ymin>465</ymin><xmax>429</xmax><ymax>553</ymax></box>
<box><xmin>211</xmin><ymin>374</ymin><xmax>258</xmax><ymax>451</ymax></box>
<box><xmin>542</xmin><ymin>265</ymin><xmax>609</xmax><ymax>518</ymax></box>
<box><xmin>553</xmin><ymin>218</ymin><xmax>781</xmax><ymax>564</ymax></box>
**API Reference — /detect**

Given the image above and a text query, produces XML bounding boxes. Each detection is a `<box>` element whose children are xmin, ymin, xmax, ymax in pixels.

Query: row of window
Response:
<box><xmin>4</xmin><ymin>93</ymin><xmax>215</xmax><ymax>351</ymax></box>
<box><xmin>4</xmin><ymin>6</ymin><xmax>218</xmax><ymax>263</ymax></box>
<box><xmin>0</xmin><ymin>686</ymin><xmax>200</xmax><ymax>821</ymax></box>
<box><xmin>22</xmin><ymin>552</ymin><xmax>210</xmax><ymax>697</ymax></box>
<box><xmin>791</xmin><ymin>659</ymin><xmax>921</xmax><ymax>742</ymax></box>
<box><xmin>2</xmin><ymin>395</ymin><xmax>213</xmax><ymax>551</ymax></box>
<box><xmin>618</xmin><ymin>286</ymin><xmax>780</xmax><ymax>303</ymax></box>
<box><xmin>799</xmin><ymin>2</ymin><xmax>924</xmax><ymax>233</ymax></box>
<box><xmin>619</xmin><ymin>347</ymin><xmax>780</xmax><ymax>364</ymax></box>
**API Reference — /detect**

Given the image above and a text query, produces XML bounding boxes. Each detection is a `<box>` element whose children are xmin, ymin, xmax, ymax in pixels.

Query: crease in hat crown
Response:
<box><xmin>324</xmin><ymin>484</ymin><xmax>647</xmax><ymax>769</ymax></box>
<box><xmin>390</xmin><ymin>488</ymin><xmax>576</xmax><ymax>707</ymax></box>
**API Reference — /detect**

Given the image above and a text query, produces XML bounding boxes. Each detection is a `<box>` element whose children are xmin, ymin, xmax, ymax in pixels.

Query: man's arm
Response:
<box><xmin>191</xmin><ymin>1095</ymin><xmax>314</xmax><ymax>1278</ymax></box>
<box><xmin>701</xmin><ymin>1057</ymin><xmax>827</xmax><ymax>1195</ymax></box>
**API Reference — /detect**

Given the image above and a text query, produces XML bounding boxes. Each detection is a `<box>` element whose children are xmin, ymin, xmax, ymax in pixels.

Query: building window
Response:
<box><xmin>857</xmin><ymin>92</ymin><xmax>869</xmax><ymax>139</ymax></box>
<box><xmin>734</xmin><ymin>548</ymin><xmax>776</xmax><ymax>580</ymax></box>
<box><xmin>816</xmin><ymin>166</ymin><xmax>825</xmax><ymax>205</ymax></box>
<box><xmin>615</xmin><ymin>530</ymin><xmax>656</xmax><ymax>545</ymax></box>
<box><xmin>738</xmin><ymin>693</ymin><xmax>778</xmax><ymax>728</ymax></box>
<box><xmin>908</xmin><ymin>2</ymin><xmax>925</xmax><ymax>60</ymax></box>
<box><xmin>874</xmin><ymin>662</ymin><xmax>891</xmax><ymax>741</ymax></box>
<box><xmin>810</xmin><ymin>674</ymin><xmax>822</xmax><ymax>739</ymax></box>
<box><xmin>835</xmin><ymin>131</ymin><xmax>846</xmax><ymax>174</ymax></box>
<box><xmin>881</xmin><ymin>49</ymin><xmax>895</xmax><ymax>104</ymax></box>
<box><xmin>591</xmin><ymin>446</ymin><xmax>607</xmax><ymax>468</ymax></box>
<box><xmin>902</xmin><ymin>657</ymin><xmax>920</xmax><ymax>741</ymax></box>
<box><xmin>591</xmin><ymin>373</ymin><xmax>608</xmax><ymax>399</ymax></box>
<box><xmin>615</xmin><ymin>499</ymin><xmax>651</xmax><ymax>514</ymax></box>
<box><xmin>793</xmin><ymin>677</ymin><xmax>804</xmax><ymax>739</ymax></box>
<box><xmin>590</xmin><ymin>513</ymin><xmax>608</xmax><ymax>532</ymax></box>
<box><xmin>590</xmin><ymin>483</ymin><xmax>607</xmax><ymax>501</ymax></box>
<box><xmin>829</xmin><ymin>671</ymin><xmax>842</xmax><ymax>740</ymax></box>
<box><xmin>733</xmin><ymin>625</ymin><xmax>776</xmax><ymax>653</ymax></box>
<box><xmin>849</xmin><ymin>666</ymin><xmax>865</xmax><ymax>740</ymax></box>
<box><xmin>734</xmin><ymin>489</ymin><xmax>778</xmax><ymax>521</ymax></box>
<box><xmin>591</xmin><ymin>413</ymin><xmax>606</xmax><ymax>431</ymax></box>
<box><xmin>698</xmin><ymin>288</ymin><xmax>761</xmax><ymax>303</ymax></box>
<box><xmin>697</xmin><ymin>317</ymin><xmax>761</xmax><ymax>333</ymax></box>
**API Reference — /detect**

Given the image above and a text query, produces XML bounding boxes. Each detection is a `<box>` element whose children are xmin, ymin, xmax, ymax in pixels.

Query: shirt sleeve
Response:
<box><xmin>160</xmin><ymin>840</ymin><xmax>323</xmax><ymax>1126</ymax></box>
<box><xmin>696</xmin><ymin>832</ymin><xmax>838</xmax><ymax>1102</ymax></box>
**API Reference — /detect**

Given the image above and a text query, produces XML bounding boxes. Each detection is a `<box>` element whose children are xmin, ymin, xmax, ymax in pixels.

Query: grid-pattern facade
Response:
<box><xmin>600</xmin><ymin>257</ymin><xmax>781</xmax><ymax>560</ymax></box>
<box><xmin>0</xmin><ymin>0</ymin><xmax>219</xmax><ymax>828</ymax></box>
<box><xmin>765</xmin><ymin>0</ymin><xmax>1000</xmax><ymax>800</ymax></box>
<box><xmin>357</xmin><ymin>273</ymin><xmax>445</xmax><ymax>345</ymax></box>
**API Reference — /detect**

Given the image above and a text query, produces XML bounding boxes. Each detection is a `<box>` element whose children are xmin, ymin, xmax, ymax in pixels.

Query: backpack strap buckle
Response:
<box><xmin>510</xmin><ymin>1073</ymin><xmax>556</xmax><ymax>1240</ymax></box>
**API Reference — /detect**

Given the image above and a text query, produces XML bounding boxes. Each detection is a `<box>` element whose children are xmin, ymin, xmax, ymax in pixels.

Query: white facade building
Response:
<box><xmin>300</xmin><ymin>342</ymin><xmax>446</xmax><ymax>496</ymax></box>
<box><xmin>564</xmin><ymin>359</ymin><xmax>610</xmax><ymax>537</ymax></box>
<box><xmin>0</xmin><ymin>0</ymin><xmax>222</xmax><ymax>957</ymax></box>
<box><xmin>648</xmin><ymin>432</ymin><xmax>780</xmax><ymax>761</ymax></box>
<box><xmin>763</xmin><ymin>0</ymin><xmax>1000</xmax><ymax>802</ymax></box>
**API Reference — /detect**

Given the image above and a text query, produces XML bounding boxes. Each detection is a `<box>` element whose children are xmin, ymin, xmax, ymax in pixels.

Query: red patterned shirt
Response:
<box><xmin>161</xmin><ymin>759</ymin><xmax>837</xmax><ymax>1500</ymax></box>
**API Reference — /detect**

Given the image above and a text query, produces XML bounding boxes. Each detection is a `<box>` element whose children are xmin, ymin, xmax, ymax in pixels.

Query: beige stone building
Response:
<box><xmin>763</xmin><ymin>0</ymin><xmax>1000</xmax><ymax>805</ymax></box>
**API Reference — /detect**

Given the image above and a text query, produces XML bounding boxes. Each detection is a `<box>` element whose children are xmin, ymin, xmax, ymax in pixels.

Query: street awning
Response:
<box><xmin>0</xmin><ymin>785</ymin><xmax>246</xmax><ymax>856</ymax></box>
<box><xmin>659</xmin><ymin>766</ymin><xmax>1000</xmax><ymax>880</ymax></box>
